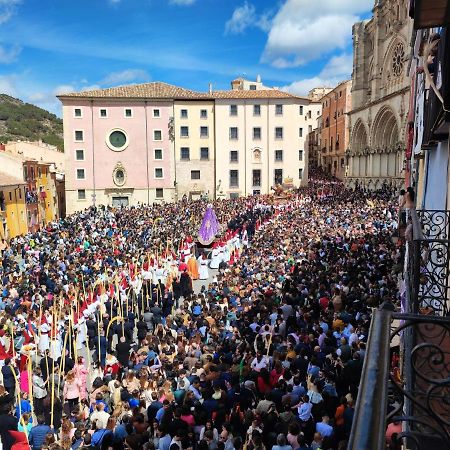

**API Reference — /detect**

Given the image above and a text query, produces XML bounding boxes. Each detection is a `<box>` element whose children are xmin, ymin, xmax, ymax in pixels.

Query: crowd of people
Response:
<box><xmin>0</xmin><ymin>173</ymin><xmax>402</xmax><ymax>450</ymax></box>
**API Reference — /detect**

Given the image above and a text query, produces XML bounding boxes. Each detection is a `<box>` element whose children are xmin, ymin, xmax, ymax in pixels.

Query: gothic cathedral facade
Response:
<box><xmin>346</xmin><ymin>0</ymin><xmax>413</xmax><ymax>190</ymax></box>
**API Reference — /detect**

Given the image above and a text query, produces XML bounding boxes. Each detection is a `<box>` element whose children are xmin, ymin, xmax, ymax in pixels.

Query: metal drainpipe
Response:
<box><xmin>173</xmin><ymin>102</ymin><xmax>177</xmax><ymax>202</ymax></box>
<box><xmin>213</xmin><ymin>100</ymin><xmax>217</xmax><ymax>200</ymax></box>
<box><xmin>90</xmin><ymin>99</ymin><xmax>96</xmax><ymax>209</ymax></box>
<box><xmin>145</xmin><ymin>101</ymin><xmax>150</xmax><ymax>204</ymax></box>
<box><xmin>243</xmin><ymin>100</ymin><xmax>247</xmax><ymax>196</ymax></box>
<box><xmin>267</xmin><ymin>98</ymin><xmax>270</xmax><ymax>193</ymax></box>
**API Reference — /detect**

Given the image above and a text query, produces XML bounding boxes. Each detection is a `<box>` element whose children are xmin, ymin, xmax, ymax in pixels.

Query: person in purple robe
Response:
<box><xmin>198</xmin><ymin>204</ymin><xmax>220</xmax><ymax>245</ymax></box>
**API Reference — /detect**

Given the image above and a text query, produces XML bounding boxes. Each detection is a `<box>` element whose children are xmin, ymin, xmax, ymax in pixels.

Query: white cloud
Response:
<box><xmin>225</xmin><ymin>2</ymin><xmax>272</xmax><ymax>35</ymax></box>
<box><xmin>101</xmin><ymin>69</ymin><xmax>150</xmax><ymax>85</ymax></box>
<box><xmin>0</xmin><ymin>74</ymin><xmax>17</xmax><ymax>96</ymax></box>
<box><xmin>0</xmin><ymin>43</ymin><xmax>21</xmax><ymax>63</ymax></box>
<box><xmin>81</xmin><ymin>84</ymin><xmax>101</xmax><ymax>92</ymax></box>
<box><xmin>321</xmin><ymin>53</ymin><xmax>353</xmax><ymax>78</ymax></box>
<box><xmin>282</xmin><ymin>52</ymin><xmax>352</xmax><ymax>96</ymax></box>
<box><xmin>0</xmin><ymin>0</ymin><xmax>21</xmax><ymax>24</ymax></box>
<box><xmin>53</xmin><ymin>84</ymin><xmax>76</xmax><ymax>95</ymax></box>
<box><xmin>225</xmin><ymin>2</ymin><xmax>256</xmax><ymax>34</ymax></box>
<box><xmin>261</xmin><ymin>0</ymin><xmax>372</xmax><ymax>67</ymax></box>
<box><xmin>169</xmin><ymin>0</ymin><xmax>196</xmax><ymax>5</ymax></box>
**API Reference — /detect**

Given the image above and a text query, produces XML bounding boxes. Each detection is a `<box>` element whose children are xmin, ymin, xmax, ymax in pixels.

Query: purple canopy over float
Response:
<box><xmin>197</xmin><ymin>204</ymin><xmax>220</xmax><ymax>245</ymax></box>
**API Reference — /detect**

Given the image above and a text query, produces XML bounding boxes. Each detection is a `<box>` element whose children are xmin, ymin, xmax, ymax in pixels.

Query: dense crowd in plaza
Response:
<box><xmin>0</xmin><ymin>173</ymin><xmax>402</xmax><ymax>450</ymax></box>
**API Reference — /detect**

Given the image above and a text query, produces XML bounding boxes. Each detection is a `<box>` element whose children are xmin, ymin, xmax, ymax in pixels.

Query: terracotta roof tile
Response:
<box><xmin>0</xmin><ymin>172</ymin><xmax>26</xmax><ymax>187</ymax></box>
<box><xmin>212</xmin><ymin>89</ymin><xmax>308</xmax><ymax>100</ymax></box>
<box><xmin>57</xmin><ymin>82</ymin><xmax>309</xmax><ymax>101</ymax></box>
<box><xmin>57</xmin><ymin>82</ymin><xmax>212</xmax><ymax>100</ymax></box>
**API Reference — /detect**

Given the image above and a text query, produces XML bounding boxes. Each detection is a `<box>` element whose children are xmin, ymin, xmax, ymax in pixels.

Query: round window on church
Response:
<box><xmin>106</xmin><ymin>128</ymin><xmax>129</xmax><ymax>151</ymax></box>
<box><xmin>392</xmin><ymin>43</ymin><xmax>405</xmax><ymax>77</ymax></box>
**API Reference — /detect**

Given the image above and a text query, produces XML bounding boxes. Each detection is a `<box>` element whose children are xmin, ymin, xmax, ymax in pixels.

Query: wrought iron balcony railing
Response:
<box><xmin>349</xmin><ymin>209</ymin><xmax>450</xmax><ymax>450</ymax></box>
<box><xmin>349</xmin><ymin>308</ymin><xmax>450</xmax><ymax>449</ymax></box>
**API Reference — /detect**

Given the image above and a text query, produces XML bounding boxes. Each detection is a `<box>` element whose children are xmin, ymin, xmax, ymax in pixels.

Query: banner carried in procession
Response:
<box><xmin>197</xmin><ymin>204</ymin><xmax>220</xmax><ymax>245</ymax></box>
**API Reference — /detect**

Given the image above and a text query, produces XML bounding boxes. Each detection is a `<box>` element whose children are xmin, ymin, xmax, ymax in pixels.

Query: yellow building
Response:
<box><xmin>0</xmin><ymin>173</ymin><xmax>27</xmax><ymax>239</ymax></box>
<box><xmin>174</xmin><ymin>100</ymin><xmax>215</xmax><ymax>199</ymax></box>
<box><xmin>36</xmin><ymin>162</ymin><xmax>59</xmax><ymax>225</ymax></box>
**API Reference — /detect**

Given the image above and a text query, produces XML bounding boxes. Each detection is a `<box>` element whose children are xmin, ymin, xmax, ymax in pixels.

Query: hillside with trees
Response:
<box><xmin>0</xmin><ymin>94</ymin><xmax>63</xmax><ymax>151</ymax></box>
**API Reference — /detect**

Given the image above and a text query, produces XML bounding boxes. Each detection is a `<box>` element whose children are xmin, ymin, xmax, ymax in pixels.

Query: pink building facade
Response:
<box><xmin>60</xmin><ymin>83</ymin><xmax>196</xmax><ymax>214</ymax></box>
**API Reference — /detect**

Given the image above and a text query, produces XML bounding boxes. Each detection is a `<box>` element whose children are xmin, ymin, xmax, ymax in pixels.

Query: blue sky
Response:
<box><xmin>0</xmin><ymin>0</ymin><xmax>373</xmax><ymax>115</ymax></box>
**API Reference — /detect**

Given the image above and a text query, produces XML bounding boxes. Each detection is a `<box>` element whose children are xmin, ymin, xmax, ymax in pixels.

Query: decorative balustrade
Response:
<box><xmin>349</xmin><ymin>209</ymin><xmax>450</xmax><ymax>450</ymax></box>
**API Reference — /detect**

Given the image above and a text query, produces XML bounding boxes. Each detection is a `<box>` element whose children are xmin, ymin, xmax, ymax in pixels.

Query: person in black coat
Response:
<box><xmin>57</xmin><ymin>349</ymin><xmax>75</xmax><ymax>375</ymax></box>
<box><xmin>115</xmin><ymin>336</ymin><xmax>131</xmax><ymax>368</ymax></box>
<box><xmin>123</xmin><ymin>318</ymin><xmax>134</xmax><ymax>341</ymax></box>
<box><xmin>179</xmin><ymin>270</ymin><xmax>192</xmax><ymax>299</ymax></box>
<box><xmin>136</xmin><ymin>319</ymin><xmax>148</xmax><ymax>345</ymax></box>
<box><xmin>86</xmin><ymin>317</ymin><xmax>97</xmax><ymax>348</ymax></box>
<box><xmin>0</xmin><ymin>403</ymin><xmax>18</xmax><ymax>450</ymax></box>
<box><xmin>39</xmin><ymin>351</ymin><xmax>54</xmax><ymax>382</ymax></box>
<box><xmin>1</xmin><ymin>359</ymin><xmax>16</xmax><ymax>394</ymax></box>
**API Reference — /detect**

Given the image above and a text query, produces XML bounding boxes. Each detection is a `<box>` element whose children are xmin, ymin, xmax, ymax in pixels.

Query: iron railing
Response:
<box><xmin>349</xmin><ymin>209</ymin><xmax>450</xmax><ymax>450</ymax></box>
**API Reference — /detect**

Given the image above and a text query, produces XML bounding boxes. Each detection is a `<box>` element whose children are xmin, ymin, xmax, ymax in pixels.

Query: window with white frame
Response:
<box><xmin>230</xmin><ymin>150</ymin><xmax>238</xmax><ymax>162</ymax></box>
<box><xmin>253</xmin><ymin>127</ymin><xmax>261</xmax><ymax>140</ymax></box>
<box><xmin>180</xmin><ymin>109</ymin><xmax>188</xmax><ymax>119</ymax></box>
<box><xmin>180</xmin><ymin>126</ymin><xmax>189</xmax><ymax>138</ymax></box>
<box><xmin>180</xmin><ymin>147</ymin><xmax>190</xmax><ymax>160</ymax></box>
<box><xmin>200</xmin><ymin>147</ymin><xmax>209</xmax><ymax>160</ymax></box>
<box><xmin>125</xmin><ymin>108</ymin><xmax>133</xmax><ymax>118</ymax></box>
<box><xmin>229</xmin><ymin>127</ymin><xmax>238</xmax><ymax>140</ymax></box>
<box><xmin>298</xmin><ymin>150</ymin><xmax>304</xmax><ymax>161</ymax></box>
<box><xmin>253</xmin><ymin>104</ymin><xmax>261</xmax><ymax>116</ymax></box>
<box><xmin>75</xmin><ymin>130</ymin><xmax>84</xmax><ymax>141</ymax></box>
<box><xmin>299</xmin><ymin>105</ymin><xmax>304</xmax><ymax>115</ymax></box>
<box><xmin>299</xmin><ymin>168</ymin><xmax>303</xmax><ymax>179</ymax></box>
<box><xmin>200</xmin><ymin>109</ymin><xmax>207</xmax><ymax>119</ymax></box>
<box><xmin>74</xmin><ymin>108</ymin><xmax>82</xmax><ymax>118</ymax></box>
<box><xmin>275</xmin><ymin>127</ymin><xmax>283</xmax><ymax>139</ymax></box>
<box><xmin>154</xmin><ymin>149</ymin><xmax>163</xmax><ymax>160</ymax></box>
<box><xmin>153</xmin><ymin>109</ymin><xmax>160</xmax><ymax>118</ymax></box>
<box><xmin>99</xmin><ymin>108</ymin><xmax>107</xmax><ymax>118</ymax></box>
<box><xmin>155</xmin><ymin>188</ymin><xmax>164</xmax><ymax>198</ymax></box>
<box><xmin>275</xmin><ymin>104</ymin><xmax>283</xmax><ymax>115</ymax></box>
<box><xmin>153</xmin><ymin>130</ymin><xmax>162</xmax><ymax>141</ymax></box>
<box><xmin>75</xmin><ymin>149</ymin><xmax>84</xmax><ymax>161</ymax></box>
<box><xmin>275</xmin><ymin>150</ymin><xmax>283</xmax><ymax>161</ymax></box>
<box><xmin>154</xmin><ymin>168</ymin><xmax>163</xmax><ymax>178</ymax></box>
<box><xmin>200</xmin><ymin>126</ymin><xmax>208</xmax><ymax>138</ymax></box>
<box><xmin>191</xmin><ymin>170</ymin><xmax>200</xmax><ymax>180</ymax></box>
<box><xmin>229</xmin><ymin>170</ymin><xmax>239</xmax><ymax>187</ymax></box>
<box><xmin>76</xmin><ymin>168</ymin><xmax>85</xmax><ymax>180</ymax></box>
<box><xmin>274</xmin><ymin>168</ymin><xmax>283</xmax><ymax>185</ymax></box>
<box><xmin>78</xmin><ymin>189</ymin><xmax>86</xmax><ymax>200</ymax></box>
<box><xmin>299</xmin><ymin>128</ymin><xmax>303</xmax><ymax>137</ymax></box>
<box><xmin>230</xmin><ymin>105</ymin><xmax>238</xmax><ymax>116</ymax></box>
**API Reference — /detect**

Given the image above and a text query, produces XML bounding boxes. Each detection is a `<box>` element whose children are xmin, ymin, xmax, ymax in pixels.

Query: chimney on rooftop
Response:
<box><xmin>256</xmin><ymin>74</ymin><xmax>261</xmax><ymax>83</ymax></box>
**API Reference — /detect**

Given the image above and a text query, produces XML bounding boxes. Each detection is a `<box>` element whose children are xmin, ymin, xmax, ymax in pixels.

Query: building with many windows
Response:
<box><xmin>174</xmin><ymin>100</ymin><xmax>215</xmax><ymax>200</ymax></box>
<box><xmin>59</xmin><ymin>79</ymin><xmax>321</xmax><ymax>212</ymax></box>
<box><xmin>319</xmin><ymin>80</ymin><xmax>352</xmax><ymax>180</ymax></box>
<box><xmin>213</xmin><ymin>89</ymin><xmax>320</xmax><ymax>197</ymax></box>
<box><xmin>59</xmin><ymin>83</ymin><xmax>211</xmax><ymax>214</ymax></box>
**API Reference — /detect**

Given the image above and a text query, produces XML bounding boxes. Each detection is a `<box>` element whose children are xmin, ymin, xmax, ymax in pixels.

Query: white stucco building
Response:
<box><xmin>213</xmin><ymin>89</ymin><xmax>321</xmax><ymax>197</ymax></box>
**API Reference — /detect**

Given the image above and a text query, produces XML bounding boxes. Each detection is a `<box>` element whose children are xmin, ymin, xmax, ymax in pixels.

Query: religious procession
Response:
<box><xmin>0</xmin><ymin>172</ymin><xmax>402</xmax><ymax>450</ymax></box>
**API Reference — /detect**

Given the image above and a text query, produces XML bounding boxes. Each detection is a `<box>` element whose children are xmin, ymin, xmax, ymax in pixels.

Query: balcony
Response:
<box><xmin>349</xmin><ymin>209</ymin><xmax>450</xmax><ymax>450</ymax></box>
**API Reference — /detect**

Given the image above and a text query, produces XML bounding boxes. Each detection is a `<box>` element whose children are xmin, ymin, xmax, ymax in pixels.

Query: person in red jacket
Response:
<box><xmin>256</xmin><ymin>368</ymin><xmax>271</xmax><ymax>394</ymax></box>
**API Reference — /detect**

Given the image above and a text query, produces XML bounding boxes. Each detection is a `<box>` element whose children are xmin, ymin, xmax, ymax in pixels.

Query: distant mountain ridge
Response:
<box><xmin>0</xmin><ymin>94</ymin><xmax>63</xmax><ymax>151</ymax></box>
